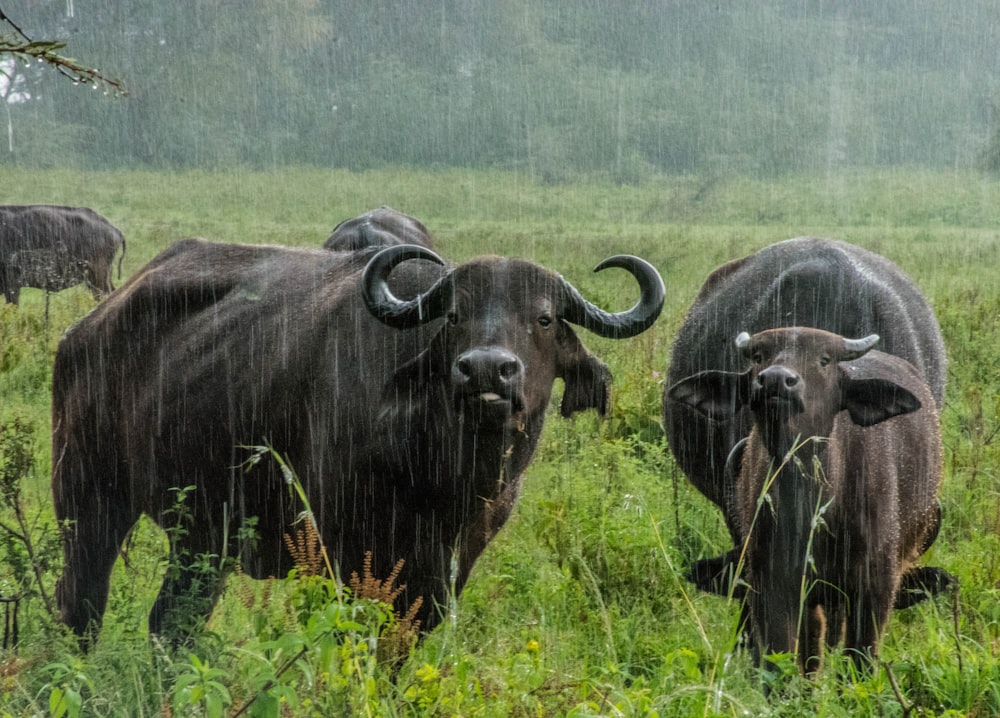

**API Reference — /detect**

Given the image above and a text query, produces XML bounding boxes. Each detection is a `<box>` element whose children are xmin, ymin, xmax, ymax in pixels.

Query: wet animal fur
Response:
<box><xmin>1</xmin><ymin>204</ymin><xmax>125</xmax><ymax>304</ymax></box>
<box><xmin>51</xmin><ymin>235</ymin><xmax>661</xmax><ymax>646</ymax></box>
<box><xmin>669</xmin><ymin>327</ymin><xmax>943</xmax><ymax>675</ymax></box>
<box><xmin>662</xmin><ymin>237</ymin><xmax>951</xmax><ymax>607</ymax></box>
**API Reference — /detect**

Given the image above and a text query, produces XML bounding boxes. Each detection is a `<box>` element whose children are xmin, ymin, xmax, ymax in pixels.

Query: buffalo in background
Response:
<box><xmin>0</xmin><ymin>205</ymin><xmax>126</xmax><ymax>306</ymax></box>
<box><xmin>52</xmin><ymin>231</ymin><xmax>664</xmax><ymax>645</ymax></box>
<box><xmin>663</xmin><ymin>237</ymin><xmax>951</xmax><ymax>606</ymax></box>
<box><xmin>323</xmin><ymin>205</ymin><xmax>434</xmax><ymax>252</ymax></box>
<box><xmin>669</xmin><ymin>328</ymin><xmax>942</xmax><ymax>675</ymax></box>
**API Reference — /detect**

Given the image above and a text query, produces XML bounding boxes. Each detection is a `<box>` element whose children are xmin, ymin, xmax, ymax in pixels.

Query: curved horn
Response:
<box><xmin>560</xmin><ymin>255</ymin><xmax>665</xmax><ymax>339</ymax></box>
<box><xmin>735</xmin><ymin>331</ymin><xmax>752</xmax><ymax>356</ymax></box>
<box><xmin>839</xmin><ymin>333</ymin><xmax>880</xmax><ymax>361</ymax></box>
<box><xmin>362</xmin><ymin>244</ymin><xmax>453</xmax><ymax>328</ymax></box>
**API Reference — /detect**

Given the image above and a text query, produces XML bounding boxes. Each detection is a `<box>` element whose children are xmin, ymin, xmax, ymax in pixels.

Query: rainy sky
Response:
<box><xmin>2</xmin><ymin>1</ymin><xmax>999</xmax><ymax>179</ymax></box>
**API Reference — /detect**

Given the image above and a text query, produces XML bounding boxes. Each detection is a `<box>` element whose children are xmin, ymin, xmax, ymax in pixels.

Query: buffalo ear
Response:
<box><xmin>560</xmin><ymin>355</ymin><xmax>612</xmax><ymax>418</ymax></box>
<box><xmin>667</xmin><ymin>370</ymin><xmax>749</xmax><ymax>422</ymax></box>
<box><xmin>842</xmin><ymin>377</ymin><xmax>921</xmax><ymax>426</ymax></box>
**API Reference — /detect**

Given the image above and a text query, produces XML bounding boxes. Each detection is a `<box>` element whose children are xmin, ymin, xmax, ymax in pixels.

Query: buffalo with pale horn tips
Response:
<box><xmin>668</xmin><ymin>327</ymin><xmax>943</xmax><ymax>676</ymax></box>
<box><xmin>52</xmin><ymin>237</ymin><xmax>664</xmax><ymax>646</ymax></box>
<box><xmin>662</xmin><ymin>237</ymin><xmax>952</xmax><ymax>608</ymax></box>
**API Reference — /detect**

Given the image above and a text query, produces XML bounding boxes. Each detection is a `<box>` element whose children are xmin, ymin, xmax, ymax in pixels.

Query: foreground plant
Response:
<box><xmin>0</xmin><ymin>417</ymin><xmax>60</xmax><ymax>645</ymax></box>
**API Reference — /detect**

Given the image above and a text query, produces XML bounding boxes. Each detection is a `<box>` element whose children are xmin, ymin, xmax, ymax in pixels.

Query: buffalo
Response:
<box><xmin>0</xmin><ymin>205</ymin><xmax>126</xmax><ymax>305</ymax></box>
<box><xmin>662</xmin><ymin>237</ymin><xmax>949</xmax><ymax>604</ymax></box>
<box><xmin>668</xmin><ymin>328</ymin><xmax>942</xmax><ymax>675</ymax></box>
<box><xmin>52</xmin><ymin>237</ymin><xmax>664</xmax><ymax>644</ymax></box>
<box><xmin>323</xmin><ymin>205</ymin><xmax>434</xmax><ymax>252</ymax></box>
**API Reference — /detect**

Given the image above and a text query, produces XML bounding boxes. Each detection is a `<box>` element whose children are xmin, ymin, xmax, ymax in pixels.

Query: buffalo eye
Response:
<box><xmin>446</xmin><ymin>310</ymin><xmax>459</xmax><ymax>326</ymax></box>
<box><xmin>819</xmin><ymin>354</ymin><xmax>831</xmax><ymax>367</ymax></box>
<box><xmin>537</xmin><ymin>314</ymin><xmax>553</xmax><ymax>329</ymax></box>
<box><xmin>751</xmin><ymin>351</ymin><xmax>763</xmax><ymax>364</ymax></box>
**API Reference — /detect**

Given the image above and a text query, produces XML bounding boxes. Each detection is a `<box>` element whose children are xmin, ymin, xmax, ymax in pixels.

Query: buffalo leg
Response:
<box><xmin>892</xmin><ymin>501</ymin><xmax>954</xmax><ymax>608</ymax></box>
<box><xmin>54</xmin><ymin>488</ymin><xmax>135</xmax><ymax>646</ymax></box>
<box><xmin>148</xmin><ymin>533</ymin><xmax>225</xmax><ymax>644</ymax></box>
<box><xmin>689</xmin><ymin>547</ymin><xmax>947</xmax><ymax>612</ymax></box>
<box><xmin>842</xmin><ymin>590</ymin><xmax>890</xmax><ymax>674</ymax></box>
<box><xmin>895</xmin><ymin>565</ymin><xmax>956</xmax><ymax>608</ymax></box>
<box><xmin>686</xmin><ymin>547</ymin><xmax>748</xmax><ymax>599</ymax></box>
<box><xmin>0</xmin><ymin>266</ymin><xmax>18</xmax><ymax>303</ymax></box>
<box><xmin>800</xmin><ymin>604</ymin><xmax>826</xmax><ymax>676</ymax></box>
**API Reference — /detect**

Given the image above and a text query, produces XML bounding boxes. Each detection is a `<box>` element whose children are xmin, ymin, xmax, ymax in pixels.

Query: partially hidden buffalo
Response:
<box><xmin>52</xmin><ymin>237</ymin><xmax>664</xmax><ymax>644</ymax></box>
<box><xmin>323</xmin><ymin>205</ymin><xmax>434</xmax><ymax>252</ymax></box>
<box><xmin>662</xmin><ymin>237</ymin><xmax>950</xmax><ymax>606</ymax></box>
<box><xmin>0</xmin><ymin>205</ymin><xmax>126</xmax><ymax>304</ymax></box>
<box><xmin>668</xmin><ymin>328</ymin><xmax>942</xmax><ymax>674</ymax></box>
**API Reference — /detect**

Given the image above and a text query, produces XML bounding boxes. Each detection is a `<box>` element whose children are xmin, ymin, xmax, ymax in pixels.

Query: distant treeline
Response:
<box><xmin>3</xmin><ymin>0</ymin><xmax>1000</xmax><ymax>179</ymax></box>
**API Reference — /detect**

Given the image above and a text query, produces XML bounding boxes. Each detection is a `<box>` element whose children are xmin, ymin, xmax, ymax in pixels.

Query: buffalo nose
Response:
<box><xmin>757</xmin><ymin>365</ymin><xmax>799</xmax><ymax>395</ymax></box>
<box><xmin>454</xmin><ymin>348</ymin><xmax>523</xmax><ymax>389</ymax></box>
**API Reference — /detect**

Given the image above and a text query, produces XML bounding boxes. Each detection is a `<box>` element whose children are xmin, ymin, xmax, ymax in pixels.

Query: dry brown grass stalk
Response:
<box><xmin>349</xmin><ymin>551</ymin><xmax>424</xmax><ymax>665</ymax></box>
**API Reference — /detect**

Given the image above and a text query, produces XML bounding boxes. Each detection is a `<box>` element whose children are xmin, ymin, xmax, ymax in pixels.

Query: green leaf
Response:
<box><xmin>48</xmin><ymin>687</ymin><xmax>67</xmax><ymax>718</ymax></box>
<box><xmin>63</xmin><ymin>688</ymin><xmax>83</xmax><ymax>718</ymax></box>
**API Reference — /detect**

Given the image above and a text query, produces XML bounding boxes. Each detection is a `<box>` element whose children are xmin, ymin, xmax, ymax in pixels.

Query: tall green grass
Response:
<box><xmin>2</xmin><ymin>168</ymin><xmax>999</xmax><ymax>716</ymax></box>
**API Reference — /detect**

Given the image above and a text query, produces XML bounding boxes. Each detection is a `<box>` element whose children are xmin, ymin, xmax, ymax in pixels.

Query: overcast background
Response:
<box><xmin>2</xmin><ymin>1</ymin><xmax>999</xmax><ymax>181</ymax></box>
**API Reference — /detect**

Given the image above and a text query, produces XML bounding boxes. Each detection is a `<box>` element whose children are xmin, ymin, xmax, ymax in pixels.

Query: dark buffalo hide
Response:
<box><xmin>52</xmin><ymin>238</ymin><xmax>664</xmax><ymax>645</ymax></box>
<box><xmin>0</xmin><ymin>205</ymin><xmax>125</xmax><ymax>304</ymax></box>
<box><xmin>323</xmin><ymin>205</ymin><xmax>434</xmax><ymax>252</ymax></box>
<box><xmin>662</xmin><ymin>238</ymin><xmax>951</xmax><ymax>611</ymax></box>
<box><xmin>669</xmin><ymin>328</ymin><xmax>942</xmax><ymax>675</ymax></box>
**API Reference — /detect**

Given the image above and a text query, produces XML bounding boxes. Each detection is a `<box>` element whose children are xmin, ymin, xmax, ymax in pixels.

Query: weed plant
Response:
<box><xmin>1</xmin><ymin>167</ymin><xmax>999</xmax><ymax>715</ymax></box>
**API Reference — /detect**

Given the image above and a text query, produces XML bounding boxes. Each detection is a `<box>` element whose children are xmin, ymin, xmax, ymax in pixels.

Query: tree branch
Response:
<box><xmin>0</xmin><ymin>6</ymin><xmax>126</xmax><ymax>95</ymax></box>
<box><xmin>0</xmin><ymin>517</ymin><xmax>26</xmax><ymax>543</ymax></box>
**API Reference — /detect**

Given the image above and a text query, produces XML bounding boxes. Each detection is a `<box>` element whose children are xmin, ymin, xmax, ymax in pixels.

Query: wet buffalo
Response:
<box><xmin>662</xmin><ymin>237</ymin><xmax>949</xmax><ymax>604</ymax></box>
<box><xmin>669</xmin><ymin>328</ymin><xmax>942</xmax><ymax>675</ymax></box>
<box><xmin>0</xmin><ymin>205</ymin><xmax>125</xmax><ymax>305</ymax></box>
<box><xmin>323</xmin><ymin>205</ymin><xmax>434</xmax><ymax>252</ymax></box>
<box><xmin>52</xmin><ymin>238</ymin><xmax>664</xmax><ymax>644</ymax></box>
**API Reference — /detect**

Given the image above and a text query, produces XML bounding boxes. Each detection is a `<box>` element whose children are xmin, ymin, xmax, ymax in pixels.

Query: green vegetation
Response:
<box><xmin>2</xmin><ymin>167</ymin><xmax>999</xmax><ymax>715</ymax></box>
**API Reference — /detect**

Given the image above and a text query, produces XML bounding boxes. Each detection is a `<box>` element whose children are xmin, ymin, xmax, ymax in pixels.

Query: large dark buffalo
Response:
<box><xmin>323</xmin><ymin>205</ymin><xmax>434</xmax><ymax>252</ymax></box>
<box><xmin>52</xmin><ymin>238</ymin><xmax>664</xmax><ymax>644</ymax></box>
<box><xmin>665</xmin><ymin>238</ymin><xmax>946</xmax><ymax>516</ymax></box>
<box><xmin>662</xmin><ymin>237</ymin><xmax>949</xmax><ymax>604</ymax></box>
<box><xmin>0</xmin><ymin>205</ymin><xmax>126</xmax><ymax>304</ymax></box>
<box><xmin>668</xmin><ymin>328</ymin><xmax>942</xmax><ymax>675</ymax></box>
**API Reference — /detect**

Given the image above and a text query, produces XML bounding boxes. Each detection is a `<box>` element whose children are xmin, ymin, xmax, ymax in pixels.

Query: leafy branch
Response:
<box><xmin>0</xmin><ymin>6</ymin><xmax>126</xmax><ymax>95</ymax></box>
<box><xmin>0</xmin><ymin>418</ymin><xmax>56</xmax><ymax>623</ymax></box>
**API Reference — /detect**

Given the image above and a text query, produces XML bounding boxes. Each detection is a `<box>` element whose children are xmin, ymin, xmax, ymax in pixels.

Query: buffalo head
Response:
<box><xmin>324</xmin><ymin>206</ymin><xmax>434</xmax><ymax>252</ymax></box>
<box><xmin>668</xmin><ymin>327</ymin><xmax>922</xmax><ymax>457</ymax></box>
<box><xmin>363</xmin><ymin>244</ymin><xmax>665</xmax><ymax>428</ymax></box>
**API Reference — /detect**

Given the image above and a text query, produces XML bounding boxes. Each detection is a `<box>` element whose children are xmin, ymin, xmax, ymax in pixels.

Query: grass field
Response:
<box><xmin>1</xmin><ymin>167</ymin><xmax>999</xmax><ymax>716</ymax></box>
